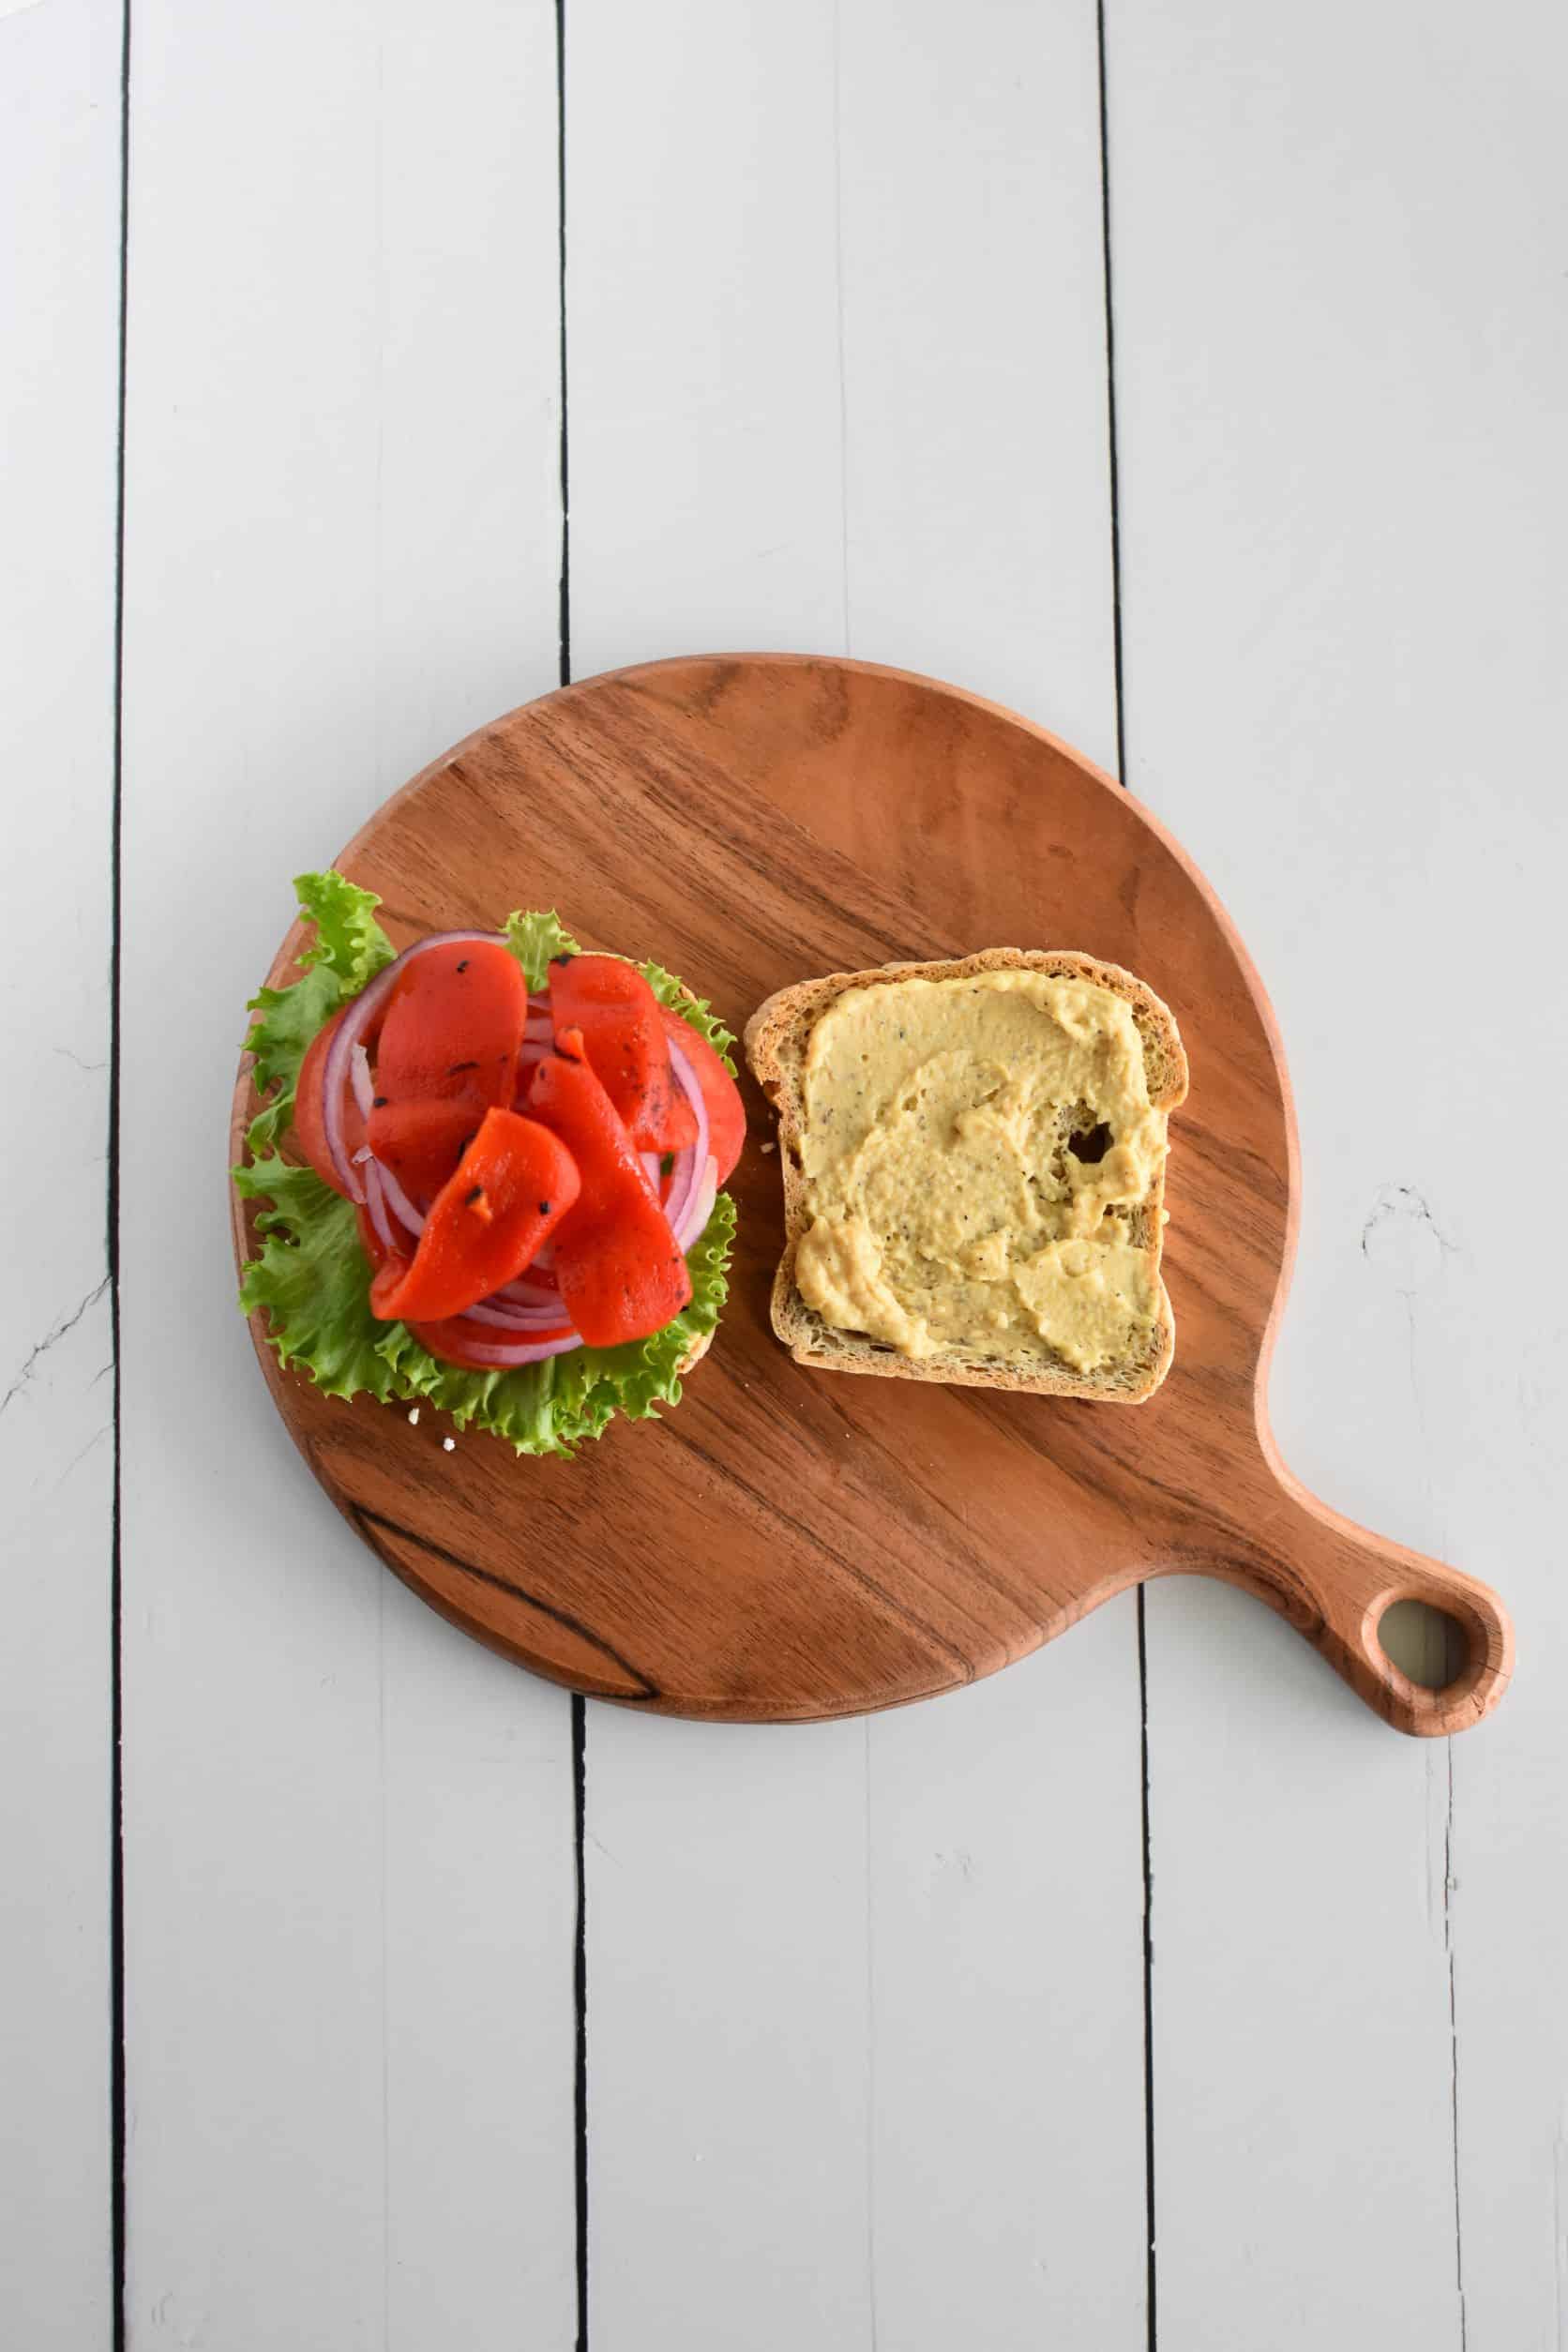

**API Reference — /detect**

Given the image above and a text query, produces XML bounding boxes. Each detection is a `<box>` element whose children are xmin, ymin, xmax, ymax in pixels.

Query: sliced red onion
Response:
<box><xmin>494</xmin><ymin>1272</ymin><xmax>560</xmax><ymax>1307</ymax></box>
<box><xmin>661</xmin><ymin>1033</ymin><xmax>709</xmax><ymax>1238</ymax></box>
<box><xmin>377</xmin><ymin>1161</ymin><xmax>427</xmax><ymax>1240</ymax></box>
<box><xmin>441</xmin><ymin>1327</ymin><xmax>584</xmax><ymax>1367</ymax></box>
<box><xmin>321</xmin><ymin>928</ymin><xmax>499</xmax><ymax>1201</ymax></box>
<box><xmin>462</xmin><ymin>1297</ymin><xmax>577</xmax><ymax>1334</ymax></box>
<box><xmin>532</xmin><ymin>1238</ymin><xmax>556</xmax><ymax>1273</ymax></box>
<box><xmin>349</xmin><ymin>1042</ymin><xmax>374</xmax><ymax>1121</ymax></box>
<box><xmin>362</xmin><ymin>1161</ymin><xmax>397</xmax><ymax>1254</ymax></box>
<box><xmin>660</xmin><ymin>1141</ymin><xmax>697</xmax><ymax>1225</ymax></box>
<box><xmin>640</xmin><ymin>1151</ymin><xmax>661</xmax><ymax>1191</ymax></box>
<box><xmin>671</xmin><ymin>1154</ymin><xmax>718</xmax><ymax>1255</ymax></box>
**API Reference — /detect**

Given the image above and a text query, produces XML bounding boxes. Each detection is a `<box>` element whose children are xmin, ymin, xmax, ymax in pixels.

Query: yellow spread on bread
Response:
<box><xmin>792</xmin><ymin>971</ymin><xmax>1168</xmax><ymax>1372</ymax></box>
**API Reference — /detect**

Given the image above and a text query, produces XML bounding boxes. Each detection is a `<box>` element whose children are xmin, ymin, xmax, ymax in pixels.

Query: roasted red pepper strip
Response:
<box><xmin>656</xmin><ymin>1004</ymin><xmax>746</xmax><ymax>1185</ymax></box>
<box><xmin>360</xmin><ymin>1214</ymin><xmax>573</xmax><ymax>1368</ymax></box>
<box><xmin>376</xmin><ymin>941</ymin><xmax>528</xmax><ymax>1111</ymax></box>
<box><xmin>369</xmin><ymin>1106</ymin><xmax>580</xmax><ymax>1324</ymax></box>
<box><xmin>527</xmin><ymin>1028</ymin><xmax>693</xmax><ymax>1347</ymax></box>
<box><xmin>365</xmin><ymin>1097</ymin><xmax>485</xmax><ymax>1201</ymax></box>
<box><xmin>548</xmin><ymin>954</ymin><xmax>697</xmax><ymax>1153</ymax></box>
<box><xmin>293</xmin><ymin>1005</ymin><xmax>354</xmax><ymax>1195</ymax></box>
<box><xmin>358</xmin><ymin>941</ymin><xmax>530</xmax><ymax>1200</ymax></box>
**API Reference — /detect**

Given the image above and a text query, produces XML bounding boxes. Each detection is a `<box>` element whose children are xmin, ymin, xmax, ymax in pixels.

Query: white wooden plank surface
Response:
<box><xmin>568</xmin><ymin>5</ymin><xmax>1147</xmax><ymax>2344</ymax></box>
<box><xmin>1108</xmin><ymin>1</ymin><xmax>1568</xmax><ymax>2342</ymax></box>
<box><xmin>8</xmin><ymin>0</ymin><xmax>1562</xmax><ymax>2343</ymax></box>
<box><xmin>0</xmin><ymin>2</ymin><xmax>119</xmax><ymax>2340</ymax></box>
<box><xmin>118</xmin><ymin>6</ymin><xmax>575</xmax><ymax>2346</ymax></box>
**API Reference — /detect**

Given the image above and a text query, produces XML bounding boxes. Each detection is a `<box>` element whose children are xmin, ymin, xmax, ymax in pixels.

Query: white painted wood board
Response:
<box><xmin>5</xmin><ymin>0</ymin><xmax>1562</xmax><ymax>2342</ymax></box>
<box><xmin>117</xmin><ymin>5</ymin><xmax>575</xmax><ymax>2345</ymax></box>
<box><xmin>1108</xmin><ymin>0</ymin><xmax>1568</xmax><ymax>2341</ymax></box>
<box><xmin>0</xmin><ymin>2</ymin><xmax>120</xmax><ymax>2341</ymax></box>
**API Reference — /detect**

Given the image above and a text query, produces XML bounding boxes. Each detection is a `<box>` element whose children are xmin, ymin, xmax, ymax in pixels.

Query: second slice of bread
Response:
<box><xmin>745</xmin><ymin>948</ymin><xmax>1188</xmax><ymax>1404</ymax></box>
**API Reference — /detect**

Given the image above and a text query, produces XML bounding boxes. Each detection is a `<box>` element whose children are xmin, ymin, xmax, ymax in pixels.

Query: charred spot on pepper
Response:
<box><xmin>464</xmin><ymin>1184</ymin><xmax>483</xmax><ymax>1207</ymax></box>
<box><xmin>538</xmin><ymin>1200</ymin><xmax>551</xmax><ymax>1216</ymax></box>
<box><xmin>447</xmin><ymin>1060</ymin><xmax>480</xmax><ymax>1076</ymax></box>
<box><xmin>455</xmin><ymin>957</ymin><xmax>469</xmax><ymax>972</ymax></box>
<box><xmin>373</xmin><ymin>1095</ymin><xmax>388</xmax><ymax>1108</ymax></box>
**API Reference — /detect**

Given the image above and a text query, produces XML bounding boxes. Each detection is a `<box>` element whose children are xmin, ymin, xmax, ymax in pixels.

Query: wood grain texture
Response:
<box><xmin>232</xmin><ymin>653</ymin><xmax>1511</xmax><ymax>1735</ymax></box>
<box><xmin>564</xmin><ymin>9</ymin><xmax>1146</xmax><ymax>2343</ymax></box>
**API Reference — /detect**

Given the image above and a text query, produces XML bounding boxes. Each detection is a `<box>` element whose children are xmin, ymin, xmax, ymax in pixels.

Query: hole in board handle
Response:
<box><xmin>1376</xmin><ymin>1597</ymin><xmax>1470</xmax><ymax>1693</ymax></box>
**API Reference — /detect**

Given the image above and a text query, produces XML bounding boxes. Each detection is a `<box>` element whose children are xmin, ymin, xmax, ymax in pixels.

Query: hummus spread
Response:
<box><xmin>792</xmin><ymin>970</ymin><xmax>1168</xmax><ymax>1373</ymax></box>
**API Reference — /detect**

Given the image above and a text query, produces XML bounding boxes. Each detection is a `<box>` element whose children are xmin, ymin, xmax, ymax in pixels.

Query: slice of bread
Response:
<box><xmin>745</xmin><ymin>948</ymin><xmax>1188</xmax><ymax>1404</ymax></box>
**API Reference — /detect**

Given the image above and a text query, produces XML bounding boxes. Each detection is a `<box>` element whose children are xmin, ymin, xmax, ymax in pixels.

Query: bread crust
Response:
<box><xmin>744</xmin><ymin>948</ymin><xmax>1188</xmax><ymax>1404</ymax></box>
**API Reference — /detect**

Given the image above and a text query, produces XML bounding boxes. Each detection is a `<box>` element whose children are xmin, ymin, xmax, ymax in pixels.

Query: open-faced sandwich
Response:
<box><xmin>746</xmin><ymin>947</ymin><xmax>1186</xmax><ymax>1402</ymax></box>
<box><xmin>234</xmin><ymin>872</ymin><xmax>744</xmax><ymax>1454</ymax></box>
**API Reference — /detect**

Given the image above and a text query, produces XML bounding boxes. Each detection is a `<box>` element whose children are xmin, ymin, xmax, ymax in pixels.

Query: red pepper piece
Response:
<box><xmin>369</xmin><ymin>1106</ymin><xmax>580</xmax><ymax>1324</ymax></box>
<box><xmin>548</xmin><ymin>954</ymin><xmax>697</xmax><ymax>1153</ymax></box>
<box><xmin>366</xmin><ymin>1098</ymin><xmax>485</xmax><ymax>1202</ymax></box>
<box><xmin>376</xmin><ymin>941</ymin><xmax>527</xmax><ymax>1113</ymax></box>
<box><xmin>292</xmin><ymin>1006</ymin><xmax>354</xmax><ymax>1195</ymax></box>
<box><xmin>656</xmin><ymin>1004</ymin><xmax>746</xmax><ymax>1185</ymax></box>
<box><xmin>527</xmin><ymin>1028</ymin><xmax>693</xmax><ymax>1347</ymax></box>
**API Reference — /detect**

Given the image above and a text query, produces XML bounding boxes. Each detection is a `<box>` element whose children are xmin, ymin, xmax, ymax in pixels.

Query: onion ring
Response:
<box><xmin>461</xmin><ymin>1298</ymin><xmax>578</xmax><ymax>1334</ymax></box>
<box><xmin>672</xmin><ymin>1154</ymin><xmax>718</xmax><ymax>1255</ymax></box>
<box><xmin>348</xmin><ymin>1042</ymin><xmax>374</xmax><ymax>1122</ymax></box>
<box><xmin>433</xmin><ymin>1326</ymin><xmax>584</xmax><ymax>1367</ymax></box>
<box><xmin>660</xmin><ymin>1032</ymin><xmax>709</xmax><ymax>1238</ymax></box>
<box><xmin>376</xmin><ymin>1160</ymin><xmax>427</xmax><ymax>1241</ymax></box>
<box><xmin>362</xmin><ymin>1161</ymin><xmax>398</xmax><ymax>1255</ymax></box>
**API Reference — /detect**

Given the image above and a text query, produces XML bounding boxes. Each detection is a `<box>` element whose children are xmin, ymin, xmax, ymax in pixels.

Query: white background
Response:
<box><xmin>3</xmin><ymin>2</ymin><xmax>1565</xmax><ymax>2345</ymax></box>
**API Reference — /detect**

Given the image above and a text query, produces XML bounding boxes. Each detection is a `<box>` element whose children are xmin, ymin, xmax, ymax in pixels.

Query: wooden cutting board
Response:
<box><xmin>230</xmin><ymin>654</ymin><xmax>1512</xmax><ymax>1734</ymax></box>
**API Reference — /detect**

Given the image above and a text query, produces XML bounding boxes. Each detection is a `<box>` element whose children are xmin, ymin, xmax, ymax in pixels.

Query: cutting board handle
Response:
<box><xmin>1222</xmin><ymin>1446</ymin><xmax>1514</xmax><ymax>1736</ymax></box>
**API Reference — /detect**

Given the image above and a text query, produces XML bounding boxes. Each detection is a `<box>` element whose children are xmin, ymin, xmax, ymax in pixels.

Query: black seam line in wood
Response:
<box><xmin>350</xmin><ymin>1505</ymin><xmax>657</xmax><ymax>1700</ymax></box>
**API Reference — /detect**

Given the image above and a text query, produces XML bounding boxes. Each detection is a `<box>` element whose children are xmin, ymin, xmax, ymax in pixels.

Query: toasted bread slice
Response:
<box><xmin>745</xmin><ymin>948</ymin><xmax>1187</xmax><ymax>1403</ymax></box>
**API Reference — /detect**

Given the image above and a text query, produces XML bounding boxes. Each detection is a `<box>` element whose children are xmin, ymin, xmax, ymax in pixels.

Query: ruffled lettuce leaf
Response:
<box><xmin>243</xmin><ymin>873</ymin><xmax>395</xmax><ymax>1153</ymax></box>
<box><xmin>640</xmin><ymin>959</ymin><xmax>737</xmax><ymax>1072</ymax></box>
<box><xmin>235</xmin><ymin>1155</ymin><xmax>401</xmax><ymax>1403</ymax></box>
<box><xmin>294</xmin><ymin>869</ymin><xmax>397</xmax><ymax>994</ymax></box>
<box><xmin>235</xmin><ymin>873</ymin><xmax>738</xmax><ymax>1454</ymax></box>
<box><xmin>504</xmin><ymin>908</ymin><xmax>580</xmax><ymax>989</ymax></box>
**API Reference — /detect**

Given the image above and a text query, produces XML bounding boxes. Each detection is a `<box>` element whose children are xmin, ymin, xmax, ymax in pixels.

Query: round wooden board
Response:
<box><xmin>231</xmin><ymin>655</ymin><xmax>1512</xmax><ymax>1732</ymax></box>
